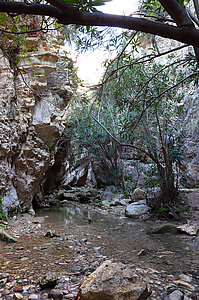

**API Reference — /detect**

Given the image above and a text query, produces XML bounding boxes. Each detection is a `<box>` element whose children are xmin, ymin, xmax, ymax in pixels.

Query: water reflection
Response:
<box><xmin>36</xmin><ymin>204</ymin><xmax>199</xmax><ymax>275</ymax></box>
<box><xmin>36</xmin><ymin>205</ymin><xmax>86</xmax><ymax>225</ymax></box>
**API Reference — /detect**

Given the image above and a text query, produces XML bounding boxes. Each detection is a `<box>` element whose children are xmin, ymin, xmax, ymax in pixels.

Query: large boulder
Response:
<box><xmin>79</xmin><ymin>260</ymin><xmax>151</xmax><ymax>300</ymax></box>
<box><xmin>125</xmin><ymin>200</ymin><xmax>151</xmax><ymax>218</ymax></box>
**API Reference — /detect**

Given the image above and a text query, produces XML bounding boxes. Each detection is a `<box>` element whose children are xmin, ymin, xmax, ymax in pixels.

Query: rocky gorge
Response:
<box><xmin>0</xmin><ymin>17</ymin><xmax>199</xmax><ymax>300</ymax></box>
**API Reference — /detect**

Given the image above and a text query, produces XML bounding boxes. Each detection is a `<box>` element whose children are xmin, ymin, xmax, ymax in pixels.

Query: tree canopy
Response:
<box><xmin>0</xmin><ymin>0</ymin><xmax>199</xmax><ymax>54</ymax></box>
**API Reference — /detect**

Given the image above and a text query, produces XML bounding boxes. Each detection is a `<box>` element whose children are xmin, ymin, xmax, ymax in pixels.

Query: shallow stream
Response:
<box><xmin>0</xmin><ymin>203</ymin><xmax>199</xmax><ymax>284</ymax></box>
<box><xmin>36</xmin><ymin>204</ymin><xmax>199</xmax><ymax>275</ymax></box>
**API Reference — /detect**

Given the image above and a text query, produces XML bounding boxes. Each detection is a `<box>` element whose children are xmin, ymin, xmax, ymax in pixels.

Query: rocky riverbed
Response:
<box><xmin>0</xmin><ymin>191</ymin><xmax>199</xmax><ymax>299</ymax></box>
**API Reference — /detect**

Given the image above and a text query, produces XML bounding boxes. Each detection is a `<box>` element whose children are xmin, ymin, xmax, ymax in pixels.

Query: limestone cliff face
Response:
<box><xmin>0</xmin><ymin>33</ymin><xmax>73</xmax><ymax>213</ymax></box>
<box><xmin>181</xmin><ymin>89</ymin><xmax>199</xmax><ymax>184</ymax></box>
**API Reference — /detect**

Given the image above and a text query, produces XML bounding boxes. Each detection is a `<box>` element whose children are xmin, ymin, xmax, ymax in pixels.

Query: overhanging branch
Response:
<box><xmin>1</xmin><ymin>1</ymin><xmax>199</xmax><ymax>48</ymax></box>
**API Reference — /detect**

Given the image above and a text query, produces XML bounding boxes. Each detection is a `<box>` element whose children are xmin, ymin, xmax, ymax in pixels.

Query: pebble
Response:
<box><xmin>0</xmin><ymin>273</ymin><xmax>9</xmax><ymax>280</ymax></box>
<box><xmin>178</xmin><ymin>274</ymin><xmax>192</xmax><ymax>283</ymax></box>
<box><xmin>13</xmin><ymin>292</ymin><xmax>23</xmax><ymax>299</ymax></box>
<box><xmin>63</xmin><ymin>294</ymin><xmax>76</xmax><ymax>299</ymax></box>
<box><xmin>28</xmin><ymin>293</ymin><xmax>39</xmax><ymax>299</ymax></box>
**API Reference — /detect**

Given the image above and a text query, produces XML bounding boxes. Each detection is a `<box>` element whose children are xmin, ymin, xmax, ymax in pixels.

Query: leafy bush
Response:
<box><xmin>154</xmin><ymin>207</ymin><xmax>170</xmax><ymax>218</ymax></box>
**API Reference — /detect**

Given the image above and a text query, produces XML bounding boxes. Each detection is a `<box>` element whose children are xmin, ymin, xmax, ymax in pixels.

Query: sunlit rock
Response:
<box><xmin>79</xmin><ymin>260</ymin><xmax>151</xmax><ymax>300</ymax></box>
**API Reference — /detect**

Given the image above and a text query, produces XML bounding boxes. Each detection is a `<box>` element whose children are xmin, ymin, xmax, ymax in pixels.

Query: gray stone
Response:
<box><xmin>178</xmin><ymin>274</ymin><xmax>192</xmax><ymax>283</ymax></box>
<box><xmin>166</xmin><ymin>290</ymin><xmax>184</xmax><ymax>300</ymax></box>
<box><xmin>130</xmin><ymin>188</ymin><xmax>146</xmax><ymax>201</ymax></box>
<box><xmin>39</xmin><ymin>272</ymin><xmax>58</xmax><ymax>290</ymax></box>
<box><xmin>28</xmin><ymin>295</ymin><xmax>39</xmax><ymax>300</ymax></box>
<box><xmin>125</xmin><ymin>201</ymin><xmax>151</xmax><ymax>218</ymax></box>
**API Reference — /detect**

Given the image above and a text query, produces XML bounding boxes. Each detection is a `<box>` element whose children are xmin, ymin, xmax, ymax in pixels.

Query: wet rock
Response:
<box><xmin>147</xmin><ymin>224</ymin><xmax>178</xmax><ymax>234</ymax></box>
<box><xmin>173</xmin><ymin>281</ymin><xmax>196</xmax><ymax>291</ymax></box>
<box><xmin>48</xmin><ymin>289</ymin><xmax>63</xmax><ymax>299</ymax></box>
<box><xmin>110</xmin><ymin>198</ymin><xmax>131</xmax><ymax>207</ymax></box>
<box><xmin>13</xmin><ymin>293</ymin><xmax>23</xmax><ymax>299</ymax></box>
<box><xmin>0</xmin><ymin>228</ymin><xmax>17</xmax><ymax>243</ymax></box>
<box><xmin>165</xmin><ymin>290</ymin><xmax>184</xmax><ymax>300</ymax></box>
<box><xmin>44</xmin><ymin>230</ymin><xmax>60</xmax><ymax>238</ymax></box>
<box><xmin>0</xmin><ymin>273</ymin><xmax>9</xmax><ymax>280</ymax></box>
<box><xmin>39</xmin><ymin>272</ymin><xmax>58</xmax><ymax>290</ymax></box>
<box><xmin>28</xmin><ymin>294</ymin><xmax>39</xmax><ymax>300</ymax></box>
<box><xmin>125</xmin><ymin>200</ymin><xmax>151</xmax><ymax>218</ymax></box>
<box><xmin>130</xmin><ymin>188</ymin><xmax>146</xmax><ymax>201</ymax></box>
<box><xmin>138</xmin><ymin>249</ymin><xmax>147</xmax><ymax>256</ymax></box>
<box><xmin>178</xmin><ymin>274</ymin><xmax>192</xmax><ymax>283</ymax></box>
<box><xmin>63</xmin><ymin>294</ymin><xmax>76</xmax><ymax>299</ymax></box>
<box><xmin>79</xmin><ymin>260</ymin><xmax>151</xmax><ymax>300</ymax></box>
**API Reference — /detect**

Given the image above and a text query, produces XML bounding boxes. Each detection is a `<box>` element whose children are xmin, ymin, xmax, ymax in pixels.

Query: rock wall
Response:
<box><xmin>181</xmin><ymin>89</ymin><xmax>199</xmax><ymax>184</ymax></box>
<box><xmin>0</xmin><ymin>32</ymin><xmax>73</xmax><ymax>213</ymax></box>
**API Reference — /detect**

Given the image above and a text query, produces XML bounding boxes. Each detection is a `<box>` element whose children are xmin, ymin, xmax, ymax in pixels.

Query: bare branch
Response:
<box><xmin>131</xmin><ymin>71</ymin><xmax>199</xmax><ymax>133</ymax></box>
<box><xmin>92</xmin><ymin>116</ymin><xmax>146</xmax><ymax>154</ymax></box>
<box><xmin>99</xmin><ymin>45</ymin><xmax>188</xmax><ymax>88</ymax></box>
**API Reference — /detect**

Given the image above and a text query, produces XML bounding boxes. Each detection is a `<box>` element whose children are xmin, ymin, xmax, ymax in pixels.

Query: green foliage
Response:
<box><xmin>141</xmin><ymin>164</ymin><xmax>160</xmax><ymax>188</ymax></box>
<box><xmin>95</xmin><ymin>45</ymin><xmax>189</xmax><ymax>204</ymax></box>
<box><xmin>61</xmin><ymin>0</ymin><xmax>112</xmax><ymax>12</ymax></box>
<box><xmin>65</xmin><ymin>102</ymin><xmax>123</xmax><ymax>187</ymax></box>
<box><xmin>154</xmin><ymin>207</ymin><xmax>170</xmax><ymax>218</ymax></box>
<box><xmin>0</xmin><ymin>14</ymin><xmax>43</xmax><ymax>67</ymax></box>
<box><xmin>195</xmin><ymin>182</ymin><xmax>199</xmax><ymax>188</ymax></box>
<box><xmin>0</xmin><ymin>195</ymin><xmax>7</xmax><ymax>221</ymax></box>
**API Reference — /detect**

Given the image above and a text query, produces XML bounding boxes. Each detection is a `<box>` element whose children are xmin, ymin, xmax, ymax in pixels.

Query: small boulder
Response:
<box><xmin>130</xmin><ymin>188</ymin><xmax>146</xmax><ymax>201</ymax></box>
<box><xmin>44</xmin><ymin>230</ymin><xmax>60</xmax><ymax>238</ymax></box>
<box><xmin>39</xmin><ymin>272</ymin><xmax>58</xmax><ymax>290</ymax></box>
<box><xmin>177</xmin><ymin>223</ymin><xmax>199</xmax><ymax>236</ymax></box>
<box><xmin>165</xmin><ymin>290</ymin><xmax>184</xmax><ymax>300</ymax></box>
<box><xmin>79</xmin><ymin>260</ymin><xmax>151</xmax><ymax>300</ymax></box>
<box><xmin>0</xmin><ymin>228</ymin><xmax>17</xmax><ymax>243</ymax></box>
<box><xmin>148</xmin><ymin>224</ymin><xmax>178</xmax><ymax>234</ymax></box>
<box><xmin>125</xmin><ymin>200</ymin><xmax>151</xmax><ymax>218</ymax></box>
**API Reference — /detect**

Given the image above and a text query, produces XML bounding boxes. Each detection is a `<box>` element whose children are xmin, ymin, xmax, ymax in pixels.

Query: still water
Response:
<box><xmin>36</xmin><ymin>204</ymin><xmax>199</xmax><ymax>276</ymax></box>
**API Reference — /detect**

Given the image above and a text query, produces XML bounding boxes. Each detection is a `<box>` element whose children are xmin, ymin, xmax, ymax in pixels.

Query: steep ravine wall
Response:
<box><xmin>0</xmin><ymin>33</ymin><xmax>73</xmax><ymax>214</ymax></box>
